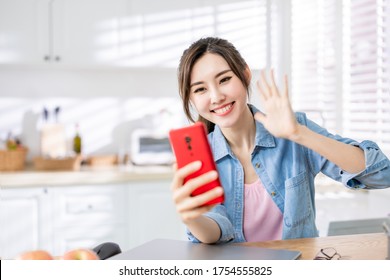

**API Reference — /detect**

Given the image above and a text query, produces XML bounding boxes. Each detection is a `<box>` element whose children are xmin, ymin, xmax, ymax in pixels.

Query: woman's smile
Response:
<box><xmin>211</xmin><ymin>101</ymin><xmax>235</xmax><ymax>116</ymax></box>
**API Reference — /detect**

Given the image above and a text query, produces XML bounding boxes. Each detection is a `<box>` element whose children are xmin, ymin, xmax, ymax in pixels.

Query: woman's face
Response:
<box><xmin>189</xmin><ymin>53</ymin><xmax>248</xmax><ymax>129</ymax></box>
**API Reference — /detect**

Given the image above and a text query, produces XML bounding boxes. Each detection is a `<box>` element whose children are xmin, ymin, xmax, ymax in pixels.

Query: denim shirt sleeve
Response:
<box><xmin>297</xmin><ymin>113</ymin><xmax>390</xmax><ymax>189</ymax></box>
<box><xmin>186</xmin><ymin>204</ymin><xmax>235</xmax><ymax>244</ymax></box>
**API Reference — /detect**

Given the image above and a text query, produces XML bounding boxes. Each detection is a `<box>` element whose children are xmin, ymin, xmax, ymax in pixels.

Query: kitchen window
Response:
<box><xmin>290</xmin><ymin>0</ymin><xmax>390</xmax><ymax>156</ymax></box>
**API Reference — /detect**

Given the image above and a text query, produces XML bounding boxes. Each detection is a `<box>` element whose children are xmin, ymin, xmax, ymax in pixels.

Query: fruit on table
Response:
<box><xmin>15</xmin><ymin>248</ymin><xmax>99</xmax><ymax>260</ymax></box>
<box><xmin>16</xmin><ymin>250</ymin><xmax>54</xmax><ymax>260</ymax></box>
<box><xmin>61</xmin><ymin>248</ymin><xmax>100</xmax><ymax>260</ymax></box>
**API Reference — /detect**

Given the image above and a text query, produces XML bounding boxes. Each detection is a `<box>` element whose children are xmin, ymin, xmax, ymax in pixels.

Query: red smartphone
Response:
<box><xmin>169</xmin><ymin>122</ymin><xmax>224</xmax><ymax>206</ymax></box>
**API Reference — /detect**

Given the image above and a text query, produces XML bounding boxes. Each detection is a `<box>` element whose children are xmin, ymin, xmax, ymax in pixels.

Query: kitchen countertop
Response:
<box><xmin>0</xmin><ymin>165</ymin><xmax>173</xmax><ymax>188</ymax></box>
<box><xmin>0</xmin><ymin>166</ymin><xmax>351</xmax><ymax>189</ymax></box>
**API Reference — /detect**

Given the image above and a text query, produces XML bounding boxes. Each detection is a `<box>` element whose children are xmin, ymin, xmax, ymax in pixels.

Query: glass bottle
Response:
<box><xmin>73</xmin><ymin>123</ymin><xmax>82</xmax><ymax>154</ymax></box>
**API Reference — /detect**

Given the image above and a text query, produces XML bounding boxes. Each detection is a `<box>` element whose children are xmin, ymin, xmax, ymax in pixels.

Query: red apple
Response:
<box><xmin>61</xmin><ymin>248</ymin><xmax>100</xmax><ymax>260</ymax></box>
<box><xmin>16</xmin><ymin>250</ymin><xmax>54</xmax><ymax>260</ymax></box>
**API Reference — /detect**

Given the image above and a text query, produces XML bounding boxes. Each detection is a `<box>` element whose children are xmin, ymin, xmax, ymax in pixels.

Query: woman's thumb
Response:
<box><xmin>254</xmin><ymin>111</ymin><xmax>266</xmax><ymax>124</ymax></box>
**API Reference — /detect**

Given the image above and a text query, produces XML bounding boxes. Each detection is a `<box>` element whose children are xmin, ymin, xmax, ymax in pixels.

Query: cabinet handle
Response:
<box><xmin>54</xmin><ymin>56</ymin><xmax>61</xmax><ymax>62</ymax></box>
<box><xmin>44</xmin><ymin>55</ymin><xmax>51</xmax><ymax>61</ymax></box>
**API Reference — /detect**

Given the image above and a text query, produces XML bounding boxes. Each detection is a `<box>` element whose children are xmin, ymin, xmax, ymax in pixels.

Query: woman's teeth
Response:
<box><xmin>214</xmin><ymin>103</ymin><xmax>232</xmax><ymax>114</ymax></box>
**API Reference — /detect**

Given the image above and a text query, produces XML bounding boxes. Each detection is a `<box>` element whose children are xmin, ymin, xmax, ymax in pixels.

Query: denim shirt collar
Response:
<box><xmin>210</xmin><ymin>104</ymin><xmax>276</xmax><ymax>161</ymax></box>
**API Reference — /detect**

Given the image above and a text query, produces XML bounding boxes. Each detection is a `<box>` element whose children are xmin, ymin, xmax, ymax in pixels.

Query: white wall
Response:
<box><xmin>0</xmin><ymin>67</ymin><xmax>186</xmax><ymax>160</ymax></box>
<box><xmin>0</xmin><ymin>0</ymin><xmax>284</xmax><ymax>161</ymax></box>
<box><xmin>0</xmin><ymin>67</ymin><xmax>178</xmax><ymax>98</ymax></box>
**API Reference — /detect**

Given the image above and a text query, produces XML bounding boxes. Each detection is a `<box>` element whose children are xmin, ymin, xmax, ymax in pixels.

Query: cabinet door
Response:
<box><xmin>0</xmin><ymin>187</ymin><xmax>49</xmax><ymax>259</ymax></box>
<box><xmin>50</xmin><ymin>184</ymin><xmax>127</xmax><ymax>227</ymax></box>
<box><xmin>127</xmin><ymin>181</ymin><xmax>187</xmax><ymax>249</ymax></box>
<box><xmin>0</xmin><ymin>0</ymin><xmax>48</xmax><ymax>64</ymax></box>
<box><xmin>52</xmin><ymin>224</ymin><xmax>127</xmax><ymax>256</ymax></box>
<box><xmin>0</xmin><ymin>0</ymin><xmax>127</xmax><ymax>66</ymax></box>
<box><xmin>53</xmin><ymin>0</ymin><xmax>127</xmax><ymax>65</ymax></box>
<box><xmin>50</xmin><ymin>184</ymin><xmax>128</xmax><ymax>256</ymax></box>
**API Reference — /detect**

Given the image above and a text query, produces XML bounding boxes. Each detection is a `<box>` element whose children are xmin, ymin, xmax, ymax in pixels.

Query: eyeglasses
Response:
<box><xmin>314</xmin><ymin>247</ymin><xmax>341</xmax><ymax>260</ymax></box>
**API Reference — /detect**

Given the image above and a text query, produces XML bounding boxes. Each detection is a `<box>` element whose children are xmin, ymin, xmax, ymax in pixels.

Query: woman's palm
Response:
<box><xmin>254</xmin><ymin>70</ymin><xmax>299</xmax><ymax>139</ymax></box>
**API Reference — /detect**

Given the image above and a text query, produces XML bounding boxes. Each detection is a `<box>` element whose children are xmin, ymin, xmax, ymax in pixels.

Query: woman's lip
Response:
<box><xmin>211</xmin><ymin>102</ymin><xmax>235</xmax><ymax>116</ymax></box>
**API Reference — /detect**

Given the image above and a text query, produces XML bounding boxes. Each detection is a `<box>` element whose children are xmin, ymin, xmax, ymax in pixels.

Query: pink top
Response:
<box><xmin>243</xmin><ymin>178</ymin><xmax>283</xmax><ymax>242</ymax></box>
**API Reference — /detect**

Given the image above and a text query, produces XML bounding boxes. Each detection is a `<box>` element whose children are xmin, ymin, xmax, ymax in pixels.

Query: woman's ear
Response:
<box><xmin>244</xmin><ymin>66</ymin><xmax>252</xmax><ymax>84</ymax></box>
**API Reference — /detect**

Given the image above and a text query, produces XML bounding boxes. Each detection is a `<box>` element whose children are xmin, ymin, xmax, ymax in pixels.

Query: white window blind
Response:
<box><xmin>343</xmin><ymin>0</ymin><xmax>390</xmax><ymax>156</ymax></box>
<box><xmin>290</xmin><ymin>0</ymin><xmax>339</xmax><ymax>133</ymax></box>
<box><xmin>291</xmin><ymin>0</ymin><xmax>390</xmax><ymax>156</ymax></box>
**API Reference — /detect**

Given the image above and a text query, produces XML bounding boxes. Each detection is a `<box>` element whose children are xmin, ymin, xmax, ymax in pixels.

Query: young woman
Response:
<box><xmin>170</xmin><ymin>37</ymin><xmax>390</xmax><ymax>244</ymax></box>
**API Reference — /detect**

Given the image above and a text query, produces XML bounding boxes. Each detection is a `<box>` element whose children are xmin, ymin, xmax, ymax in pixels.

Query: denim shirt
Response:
<box><xmin>187</xmin><ymin>104</ymin><xmax>390</xmax><ymax>243</ymax></box>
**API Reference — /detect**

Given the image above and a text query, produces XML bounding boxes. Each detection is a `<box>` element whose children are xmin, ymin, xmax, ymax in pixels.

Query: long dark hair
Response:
<box><xmin>177</xmin><ymin>37</ymin><xmax>250</xmax><ymax>133</ymax></box>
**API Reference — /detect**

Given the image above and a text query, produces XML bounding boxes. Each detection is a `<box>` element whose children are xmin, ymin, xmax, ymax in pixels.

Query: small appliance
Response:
<box><xmin>130</xmin><ymin>129</ymin><xmax>173</xmax><ymax>165</ymax></box>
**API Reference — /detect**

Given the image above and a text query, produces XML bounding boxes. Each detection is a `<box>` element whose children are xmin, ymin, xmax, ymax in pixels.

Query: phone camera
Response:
<box><xmin>185</xmin><ymin>136</ymin><xmax>191</xmax><ymax>143</ymax></box>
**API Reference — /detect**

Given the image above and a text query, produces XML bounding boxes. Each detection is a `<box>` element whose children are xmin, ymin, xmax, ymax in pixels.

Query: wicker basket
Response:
<box><xmin>33</xmin><ymin>156</ymin><xmax>82</xmax><ymax>171</ymax></box>
<box><xmin>0</xmin><ymin>149</ymin><xmax>28</xmax><ymax>171</ymax></box>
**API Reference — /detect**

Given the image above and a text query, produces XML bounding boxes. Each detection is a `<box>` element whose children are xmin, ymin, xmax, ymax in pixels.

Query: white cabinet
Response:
<box><xmin>1</xmin><ymin>0</ymin><xmax>258</xmax><ymax>68</ymax></box>
<box><xmin>0</xmin><ymin>180</ymin><xmax>186</xmax><ymax>259</ymax></box>
<box><xmin>49</xmin><ymin>0</ymin><xmax>127</xmax><ymax>65</ymax></box>
<box><xmin>127</xmin><ymin>181</ymin><xmax>187</xmax><ymax>249</ymax></box>
<box><xmin>0</xmin><ymin>0</ymin><xmax>127</xmax><ymax>66</ymax></box>
<box><xmin>0</xmin><ymin>0</ymin><xmax>47</xmax><ymax>64</ymax></box>
<box><xmin>0</xmin><ymin>187</ymin><xmax>51</xmax><ymax>259</ymax></box>
<box><xmin>0</xmin><ymin>184</ymin><xmax>128</xmax><ymax>258</ymax></box>
<box><xmin>49</xmin><ymin>181</ymin><xmax>187</xmax><ymax>256</ymax></box>
<box><xmin>49</xmin><ymin>184</ymin><xmax>128</xmax><ymax>256</ymax></box>
<box><xmin>0</xmin><ymin>0</ymin><xmax>206</xmax><ymax>67</ymax></box>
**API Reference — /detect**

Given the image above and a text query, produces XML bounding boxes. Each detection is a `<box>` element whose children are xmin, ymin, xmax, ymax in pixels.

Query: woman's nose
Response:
<box><xmin>210</xmin><ymin>88</ymin><xmax>225</xmax><ymax>104</ymax></box>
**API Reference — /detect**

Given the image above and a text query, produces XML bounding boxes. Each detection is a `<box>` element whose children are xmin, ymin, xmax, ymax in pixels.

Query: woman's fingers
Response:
<box><xmin>254</xmin><ymin>111</ymin><xmax>266</xmax><ymax>124</ymax></box>
<box><xmin>172</xmin><ymin>169</ymin><xmax>219</xmax><ymax>204</ymax></box>
<box><xmin>259</xmin><ymin>69</ymin><xmax>272</xmax><ymax>99</ymax></box>
<box><xmin>176</xmin><ymin>186</ymin><xmax>223</xmax><ymax>214</ymax></box>
<box><xmin>256</xmin><ymin>79</ymin><xmax>267</xmax><ymax>101</ymax></box>
<box><xmin>172</xmin><ymin>168</ymin><xmax>223</xmax><ymax>222</ymax></box>
<box><xmin>170</xmin><ymin>161</ymin><xmax>201</xmax><ymax>191</ymax></box>
<box><xmin>258</xmin><ymin>69</ymin><xmax>284</xmax><ymax>100</ymax></box>
<box><xmin>170</xmin><ymin>160</ymin><xmax>225</xmax><ymax>222</ymax></box>
<box><xmin>270</xmin><ymin>69</ymin><xmax>281</xmax><ymax>98</ymax></box>
<box><xmin>282</xmin><ymin>74</ymin><xmax>289</xmax><ymax>98</ymax></box>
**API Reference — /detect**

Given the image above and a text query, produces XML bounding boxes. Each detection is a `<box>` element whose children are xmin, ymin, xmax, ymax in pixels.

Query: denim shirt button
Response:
<box><xmin>255</xmin><ymin>163</ymin><xmax>260</xmax><ymax>168</ymax></box>
<box><xmin>271</xmin><ymin>191</ymin><xmax>276</xmax><ymax>196</ymax></box>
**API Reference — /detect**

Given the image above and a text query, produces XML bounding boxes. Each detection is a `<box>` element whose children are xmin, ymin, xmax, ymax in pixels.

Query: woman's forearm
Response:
<box><xmin>185</xmin><ymin>215</ymin><xmax>221</xmax><ymax>244</ymax></box>
<box><xmin>289</xmin><ymin>124</ymin><xmax>365</xmax><ymax>174</ymax></box>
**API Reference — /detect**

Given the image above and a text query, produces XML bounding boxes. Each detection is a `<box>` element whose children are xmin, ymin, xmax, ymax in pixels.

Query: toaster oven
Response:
<box><xmin>130</xmin><ymin>129</ymin><xmax>173</xmax><ymax>165</ymax></box>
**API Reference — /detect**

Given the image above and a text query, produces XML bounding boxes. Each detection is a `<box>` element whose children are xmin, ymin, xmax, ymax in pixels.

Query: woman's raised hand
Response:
<box><xmin>254</xmin><ymin>69</ymin><xmax>300</xmax><ymax>140</ymax></box>
<box><xmin>170</xmin><ymin>161</ymin><xmax>223</xmax><ymax>224</ymax></box>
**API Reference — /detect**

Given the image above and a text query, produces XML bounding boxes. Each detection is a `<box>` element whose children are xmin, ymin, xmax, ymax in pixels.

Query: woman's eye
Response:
<box><xmin>194</xmin><ymin>87</ymin><xmax>206</xmax><ymax>94</ymax></box>
<box><xmin>220</xmin><ymin>76</ymin><xmax>232</xmax><ymax>84</ymax></box>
